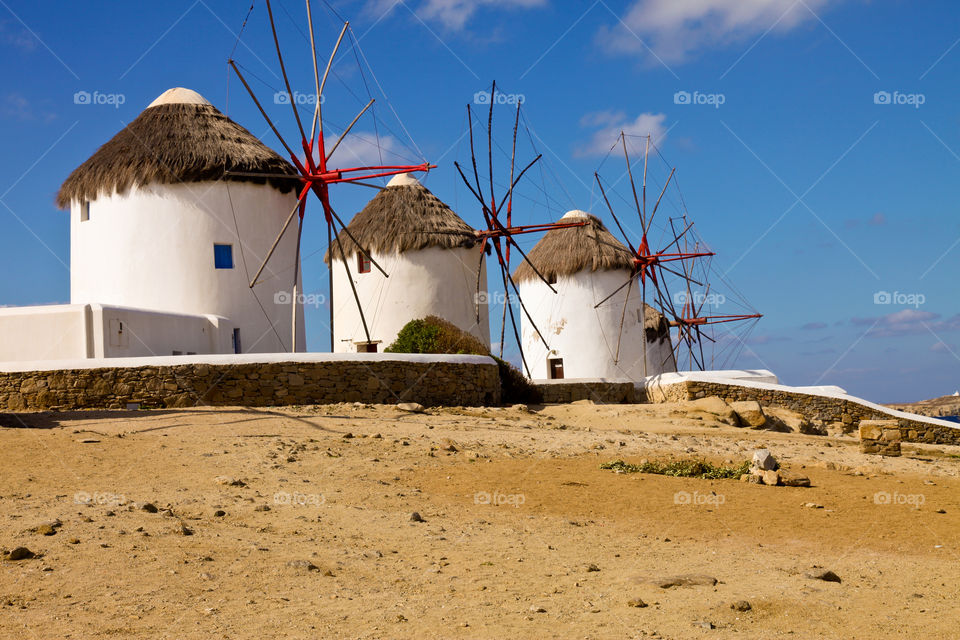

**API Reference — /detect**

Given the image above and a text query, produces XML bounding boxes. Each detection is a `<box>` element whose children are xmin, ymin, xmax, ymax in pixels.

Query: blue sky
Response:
<box><xmin>2</xmin><ymin>0</ymin><xmax>960</xmax><ymax>402</ymax></box>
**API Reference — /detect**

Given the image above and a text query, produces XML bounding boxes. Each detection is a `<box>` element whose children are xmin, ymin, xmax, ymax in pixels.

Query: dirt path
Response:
<box><xmin>1</xmin><ymin>403</ymin><xmax>958</xmax><ymax>639</ymax></box>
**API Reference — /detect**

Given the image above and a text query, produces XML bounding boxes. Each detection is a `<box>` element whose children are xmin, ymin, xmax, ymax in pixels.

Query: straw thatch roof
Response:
<box><xmin>324</xmin><ymin>174</ymin><xmax>478</xmax><ymax>263</ymax></box>
<box><xmin>512</xmin><ymin>210</ymin><xmax>634</xmax><ymax>283</ymax></box>
<box><xmin>56</xmin><ymin>88</ymin><xmax>299</xmax><ymax>208</ymax></box>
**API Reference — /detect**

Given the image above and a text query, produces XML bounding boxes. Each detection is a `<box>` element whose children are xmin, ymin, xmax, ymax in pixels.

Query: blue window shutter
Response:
<box><xmin>214</xmin><ymin>244</ymin><xmax>234</xmax><ymax>269</ymax></box>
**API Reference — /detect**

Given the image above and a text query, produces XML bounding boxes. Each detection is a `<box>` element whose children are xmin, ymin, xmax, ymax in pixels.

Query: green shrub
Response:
<box><xmin>385</xmin><ymin>316</ymin><xmax>539</xmax><ymax>405</ymax></box>
<box><xmin>600</xmin><ymin>459</ymin><xmax>751</xmax><ymax>480</ymax></box>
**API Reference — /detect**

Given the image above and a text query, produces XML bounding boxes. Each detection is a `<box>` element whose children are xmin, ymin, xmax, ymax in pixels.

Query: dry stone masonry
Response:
<box><xmin>646</xmin><ymin>379</ymin><xmax>960</xmax><ymax>447</ymax></box>
<box><xmin>0</xmin><ymin>359</ymin><xmax>500</xmax><ymax>411</ymax></box>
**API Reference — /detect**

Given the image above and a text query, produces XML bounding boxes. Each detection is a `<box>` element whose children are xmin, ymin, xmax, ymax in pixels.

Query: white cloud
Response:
<box><xmin>575</xmin><ymin>111</ymin><xmax>667</xmax><ymax>157</ymax></box>
<box><xmin>323</xmin><ymin>131</ymin><xmax>402</xmax><ymax>168</ymax></box>
<box><xmin>367</xmin><ymin>0</ymin><xmax>547</xmax><ymax>30</ymax></box>
<box><xmin>597</xmin><ymin>0</ymin><xmax>835</xmax><ymax>63</ymax></box>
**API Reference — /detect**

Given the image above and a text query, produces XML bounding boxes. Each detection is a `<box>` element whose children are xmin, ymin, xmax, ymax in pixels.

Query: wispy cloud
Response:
<box><xmin>597</xmin><ymin>0</ymin><xmax>836</xmax><ymax>63</ymax></box>
<box><xmin>367</xmin><ymin>0</ymin><xmax>547</xmax><ymax>30</ymax></box>
<box><xmin>575</xmin><ymin>111</ymin><xmax>667</xmax><ymax>157</ymax></box>
<box><xmin>0</xmin><ymin>20</ymin><xmax>37</xmax><ymax>53</ymax></box>
<box><xmin>802</xmin><ymin>321</ymin><xmax>827</xmax><ymax>330</ymax></box>
<box><xmin>851</xmin><ymin>309</ymin><xmax>960</xmax><ymax>338</ymax></box>
<box><xmin>930</xmin><ymin>340</ymin><xmax>956</xmax><ymax>354</ymax></box>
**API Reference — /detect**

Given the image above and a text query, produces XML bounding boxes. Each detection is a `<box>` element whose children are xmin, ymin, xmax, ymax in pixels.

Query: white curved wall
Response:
<box><xmin>69</xmin><ymin>181</ymin><xmax>305</xmax><ymax>354</ymax></box>
<box><xmin>330</xmin><ymin>246</ymin><xmax>489</xmax><ymax>352</ymax></box>
<box><xmin>518</xmin><ymin>268</ymin><xmax>677</xmax><ymax>381</ymax></box>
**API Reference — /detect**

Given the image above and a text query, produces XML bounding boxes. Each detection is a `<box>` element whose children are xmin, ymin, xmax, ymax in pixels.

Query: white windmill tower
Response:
<box><xmin>325</xmin><ymin>173</ymin><xmax>489</xmax><ymax>353</ymax></box>
<box><xmin>514</xmin><ymin>210</ymin><xmax>676</xmax><ymax>380</ymax></box>
<box><xmin>56</xmin><ymin>87</ymin><xmax>305</xmax><ymax>354</ymax></box>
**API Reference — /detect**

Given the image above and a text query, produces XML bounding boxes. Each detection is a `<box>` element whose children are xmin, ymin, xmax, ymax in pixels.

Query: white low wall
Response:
<box><xmin>0</xmin><ymin>304</ymin><xmax>235</xmax><ymax>362</ymax></box>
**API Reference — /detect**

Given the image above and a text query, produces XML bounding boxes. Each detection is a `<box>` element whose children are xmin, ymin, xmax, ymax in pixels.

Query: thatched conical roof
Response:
<box><xmin>324</xmin><ymin>173</ymin><xmax>478</xmax><ymax>263</ymax></box>
<box><xmin>56</xmin><ymin>88</ymin><xmax>299</xmax><ymax>208</ymax></box>
<box><xmin>512</xmin><ymin>210</ymin><xmax>634</xmax><ymax>283</ymax></box>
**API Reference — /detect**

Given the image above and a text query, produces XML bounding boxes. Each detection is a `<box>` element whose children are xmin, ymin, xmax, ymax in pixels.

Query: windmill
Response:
<box><xmin>593</xmin><ymin>133</ymin><xmax>761</xmax><ymax>374</ymax></box>
<box><xmin>453</xmin><ymin>82</ymin><xmax>588</xmax><ymax>377</ymax></box>
<box><xmin>663</xmin><ymin>217</ymin><xmax>763</xmax><ymax>370</ymax></box>
<box><xmin>227</xmin><ymin>1</ymin><xmax>434</xmax><ymax>351</ymax></box>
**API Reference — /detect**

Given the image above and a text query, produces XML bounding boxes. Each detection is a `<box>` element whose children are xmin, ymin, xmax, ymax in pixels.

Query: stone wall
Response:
<box><xmin>0</xmin><ymin>359</ymin><xmax>500</xmax><ymax>411</ymax></box>
<box><xmin>535</xmin><ymin>381</ymin><xmax>636</xmax><ymax>404</ymax></box>
<box><xmin>645</xmin><ymin>380</ymin><xmax>960</xmax><ymax>446</ymax></box>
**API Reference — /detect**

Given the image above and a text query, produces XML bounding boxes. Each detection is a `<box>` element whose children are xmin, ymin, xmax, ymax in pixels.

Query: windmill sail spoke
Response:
<box><xmin>250</xmin><ymin>185</ymin><xmax>310</xmax><ymax>288</ymax></box>
<box><xmin>326</xmin><ymin>98</ymin><xmax>375</xmax><ymax>162</ymax></box>
<box><xmin>265</xmin><ymin>0</ymin><xmax>307</xmax><ymax>145</ymax></box>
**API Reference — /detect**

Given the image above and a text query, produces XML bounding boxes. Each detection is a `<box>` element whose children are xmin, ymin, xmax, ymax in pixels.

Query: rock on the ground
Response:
<box><xmin>783</xmin><ymin>476</ymin><xmax>811</xmax><ymax>487</ymax></box>
<box><xmin>640</xmin><ymin>574</ymin><xmax>718</xmax><ymax>588</ymax></box>
<box><xmin>8</xmin><ymin>547</ymin><xmax>36</xmax><ymax>561</ymax></box>
<box><xmin>730</xmin><ymin>401</ymin><xmax>766</xmax><ymax>428</ymax></box>
<box><xmin>761</xmin><ymin>469</ymin><xmax>781</xmax><ymax>486</ymax></box>
<box><xmin>731</xmin><ymin>600</ymin><xmax>752</xmax><ymax>612</ymax></box>
<box><xmin>397</xmin><ymin>402</ymin><xmax>425</xmax><ymax>413</ymax></box>
<box><xmin>410</xmin><ymin>512</ymin><xmax>425</xmax><ymax>523</ymax></box>
<box><xmin>752</xmin><ymin>449</ymin><xmax>778</xmax><ymax>471</ymax></box>
<box><xmin>627</xmin><ymin>597</ymin><xmax>648</xmax><ymax>608</ymax></box>
<box><xmin>214</xmin><ymin>476</ymin><xmax>245</xmax><ymax>487</ymax></box>
<box><xmin>687</xmin><ymin>396</ymin><xmax>741</xmax><ymax>427</ymax></box>
<box><xmin>805</xmin><ymin>569</ymin><xmax>841</xmax><ymax>583</ymax></box>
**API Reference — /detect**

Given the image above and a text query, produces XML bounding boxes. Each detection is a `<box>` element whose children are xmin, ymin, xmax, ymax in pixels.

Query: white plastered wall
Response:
<box><xmin>330</xmin><ymin>245</ymin><xmax>489</xmax><ymax>352</ymax></box>
<box><xmin>518</xmin><ymin>268</ymin><xmax>677</xmax><ymax>381</ymax></box>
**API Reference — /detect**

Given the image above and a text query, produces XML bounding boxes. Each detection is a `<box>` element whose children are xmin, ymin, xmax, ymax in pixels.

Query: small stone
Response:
<box><xmin>761</xmin><ymin>469</ymin><xmax>781</xmax><ymax>486</ymax></box>
<box><xmin>731</xmin><ymin>600</ymin><xmax>752</xmax><ymax>612</ymax></box>
<box><xmin>692</xmin><ymin>621</ymin><xmax>715</xmax><ymax>630</ymax></box>
<box><xmin>410</xmin><ymin>512</ymin><xmax>425</xmax><ymax>523</ymax></box>
<box><xmin>254</xmin><ymin>505</ymin><xmax>271</xmax><ymax>512</ymax></box>
<box><xmin>177</xmin><ymin>522</ymin><xmax>194</xmax><ymax>536</ymax></box>
<box><xmin>440</xmin><ymin>439</ymin><xmax>458</xmax><ymax>452</ymax></box>
<box><xmin>642</xmin><ymin>574</ymin><xmax>718</xmax><ymax>589</ymax></box>
<box><xmin>585</xmin><ymin>563</ymin><xmax>600</xmax><ymax>572</ymax></box>
<box><xmin>342</xmin><ymin>433</ymin><xmax>354</xmax><ymax>439</ymax></box>
<box><xmin>936</xmin><ymin>509</ymin><xmax>947</xmax><ymax>514</ymax></box>
<box><xmin>803</xmin><ymin>503</ymin><xmax>824</xmax><ymax>509</ymax></box>
<box><xmin>740</xmin><ymin>473</ymin><xmax>762</xmax><ymax>484</ymax></box>
<box><xmin>397</xmin><ymin>402</ymin><xmax>425</xmax><ymax>413</ymax></box>
<box><xmin>529</xmin><ymin>605</ymin><xmax>547</xmax><ymax>613</ymax></box>
<box><xmin>286</xmin><ymin>560</ymin><xmax>319</xmax><ymax>572</ymax></box>
<box><xmin>782</xmin><ymin>476</ymin><xmax>811</xmax><ymax>488</ymax></box>
<box><xmin>214</xmin><ymin>476</ymin><xmax>245</xmax><ymax>487</ymax></box>
<box><xmin>805</xmin><ymin>569</ymin><xmax>841</xmax><ymax>583</ymax></box>
<box><xmin>8</xmin><ymin>547</ymin><xmax>36</xmax><ymax>561</ymax></box>
<box><xmin>141</xmin><ymin>503</ymin><xmax>159</xmax><ymax>514</ymax></box>
<box><xmin>752</xmin><ymin>449</ymin><xmax>778</xmax><ymax>471</ymax></box>
<box><xmin>68</xmin><ymin>538</ymin><xmax>80</xmax><ymax>545</ymax></box>
<box><xmin>213</xmin><ymin>510</ymin><xmax>226</xmax><ymax>517</ymax></box>
<box><xmin>76</xmin><ymin>438</ymin><xmax>100</xmax><ymax>444</ymax></box>
<box><xmin>627</xmin><ymin>598</ymin><xmax>648</xmax><ymax>608</ymax></box>
<box><xmin>34</xmin><ymin>523</ymin><xmax>58</xmax><ymax>536</ymax></box>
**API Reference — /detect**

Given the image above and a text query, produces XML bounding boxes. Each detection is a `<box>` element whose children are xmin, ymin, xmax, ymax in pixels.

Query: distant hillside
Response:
<box><xmin>886</xmin><ymin>394</ymin><xmax>960</xmax><ymax>418</ymax></box>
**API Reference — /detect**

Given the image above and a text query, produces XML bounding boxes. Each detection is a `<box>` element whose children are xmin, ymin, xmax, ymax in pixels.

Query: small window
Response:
<box><xmin>172</xmin><ymin>350</ymin><xmax>183</xmax><ymax>356</ymax></box>
<box><xmin>357</xmin><ymin>341</ymin><xmax>378</xmax><ymax>353</ymax></box>
<box><xmin>548</xmin><ymin>358</ymin><xmax>564</xmax><ymax>380</ymax></box>
<box><xmin>232</xmin><ymin>328</ymin><xmax>242</xmax><ymax>354</ymax></box>
<box><xmin>357</xmin><ymin>252</ymin><xmax>371</xmax><ymax>274</ymax></box>
<box><xmin>214</xmin><ymin>244</ymin><xmax>234</xmax><ymax>269</ymax></box>
<box><xmin>80</xmin><ymin>201</ymin><xmax>91</xmax><ymax>222</ymax></box>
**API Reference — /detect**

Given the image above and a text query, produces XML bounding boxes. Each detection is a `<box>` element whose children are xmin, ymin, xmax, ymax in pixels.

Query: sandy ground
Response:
<box><xmin>1</xmin><ymin>402</ymin><xmax>959</xmax><ymax>639</ymax></box>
